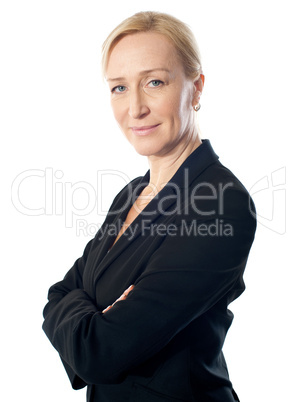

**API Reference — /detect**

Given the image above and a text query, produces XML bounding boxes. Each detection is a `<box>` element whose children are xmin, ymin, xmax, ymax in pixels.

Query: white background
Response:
<box><xmin>1</xmin><ymin>0</ymin><xmax>296</xmax><ymax>401</ymax></box>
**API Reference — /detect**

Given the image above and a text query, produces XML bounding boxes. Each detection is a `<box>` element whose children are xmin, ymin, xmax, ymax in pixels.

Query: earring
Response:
<box><xmin>193</xmin><ymin>104</ymin><xmax>201</xmax><ymax>112</ymax></box>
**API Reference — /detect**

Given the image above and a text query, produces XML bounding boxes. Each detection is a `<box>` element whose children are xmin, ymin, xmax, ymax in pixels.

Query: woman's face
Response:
<box><xmin>106</xmin><ymin>32</ymin><xmax>202</xmax><ymax>157</ymax></box>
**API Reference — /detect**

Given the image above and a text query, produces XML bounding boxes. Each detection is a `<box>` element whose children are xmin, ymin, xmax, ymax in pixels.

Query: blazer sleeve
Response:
<box><xmin>43</xmin><ymin>239</ymin><xmax>93</xmax><ymax>309</ymax></box>
<box><xmin>42</xmin><ymin>176</ymin><xmax>140</xmax><ymax>313</ymax></box>
<box><xmin>42</xmin><ymin>180</ymin><xmax>141</xmax><ymax>389</ymax></box>
<box><xmin>42</xmin><ymin>237</ymin><xmax>94</xmax><ymax>389</ymax></box>
<box><xmin>42</xmin><ymin>187</ymin><xmax>256</xmax><ymax>386</ymax></box>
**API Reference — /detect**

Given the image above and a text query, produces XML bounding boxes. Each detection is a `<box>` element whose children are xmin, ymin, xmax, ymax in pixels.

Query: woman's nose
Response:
<box><xmin>128</xmin><ymin>90</ymin><xmax>150</xmax><ymax>119</ymax></box>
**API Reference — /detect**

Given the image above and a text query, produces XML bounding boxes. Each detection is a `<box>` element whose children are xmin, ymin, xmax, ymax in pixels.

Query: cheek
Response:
<box><xmin>153</xmin><ymin>95</ymin><xmax>178</xmax><ymax>121</ymax></box>
<box><xmin>111</xmin><ymin>101</ymin><xmax>125</xmax><ymax>126</ymax></box>
<box><xmin>167</xmin><ymin>90</ymin><xmax>193</xmax><ymax>135</ymax></box>
<box><xmin>161</xmin><ymin>86</ymin><xmax>191</xmax><ymax>120</ymax></box>
<box><xmin>162</xmin><ymin>97</ymin><xmax>186</xmax><ymax>129</ymax></box>
<box><xmin>177</xmin><ymin>88</ymin><xmax>194</xmax><ymax>126</ymax></box>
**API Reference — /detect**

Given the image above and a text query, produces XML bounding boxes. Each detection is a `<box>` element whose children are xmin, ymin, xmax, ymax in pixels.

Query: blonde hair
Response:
<box><xmin>102</xmin><ymin>11</ymin><xmax>202</xmax><ymax>79</ymax></box>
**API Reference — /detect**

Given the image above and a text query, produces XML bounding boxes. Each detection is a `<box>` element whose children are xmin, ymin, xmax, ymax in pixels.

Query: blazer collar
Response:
<box><xmin>91</xmin><ymin>140</ymin><xmax>219</xmax><ymax>283</ymax></box>
<box><xmin>138</xmin><ymin>139</ymin><xmax>219</xmax><ymax>190</ymax></box>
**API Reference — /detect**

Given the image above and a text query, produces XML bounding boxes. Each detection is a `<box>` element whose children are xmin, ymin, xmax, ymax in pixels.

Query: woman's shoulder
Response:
<box><xmin>184</xmin><ymin>157</ymin><xmax>256</xmax><ymax>228</ymax></box>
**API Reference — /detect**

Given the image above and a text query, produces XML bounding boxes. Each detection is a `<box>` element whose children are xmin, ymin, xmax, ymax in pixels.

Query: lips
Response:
<box><xmin>130</xmin><ymin>124</ymin><xmax>160</xmax><ymax>136</ymax></box>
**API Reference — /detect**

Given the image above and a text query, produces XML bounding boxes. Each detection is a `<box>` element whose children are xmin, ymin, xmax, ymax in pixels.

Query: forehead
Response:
<box><xmin>106</xmin><ymin>32</ymin><xmax>181</xmax><ymax>78</ymax></box>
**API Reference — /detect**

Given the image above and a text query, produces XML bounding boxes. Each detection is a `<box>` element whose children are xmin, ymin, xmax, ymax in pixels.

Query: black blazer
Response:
<box><xmin>43</xmin><ymin>140</ymin><xmax>256</xmax><ymax>402</ymax></box>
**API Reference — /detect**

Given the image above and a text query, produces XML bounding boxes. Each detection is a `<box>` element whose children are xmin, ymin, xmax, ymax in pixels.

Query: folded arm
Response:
<box><xmin>42</xmin><ymin>197</ymin><xmax>256</xmax><ymax>386</ymax></box>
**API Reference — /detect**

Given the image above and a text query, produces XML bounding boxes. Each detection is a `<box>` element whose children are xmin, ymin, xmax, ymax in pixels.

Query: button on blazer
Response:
<box><xmin>43</xmin><ymin>140</ymin><xmax>256</xmax><ymax>401</ymax></box>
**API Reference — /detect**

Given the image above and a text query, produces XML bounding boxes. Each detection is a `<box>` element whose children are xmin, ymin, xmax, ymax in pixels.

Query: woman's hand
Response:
<box><xmin>102</xmin><ymin>285</ymin><xmax>134</xmax><ymax>313</ymax></box>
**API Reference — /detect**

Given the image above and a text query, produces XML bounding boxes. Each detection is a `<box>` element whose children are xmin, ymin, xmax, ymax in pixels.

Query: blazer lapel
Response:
<box><xmin>88</xmin><ymin>175</ymin><xmax>147</xmax><ymax>269</ymax></box>
<box><xmin>90</xmin><ymin>140</ymin><xmax>219</xmax><ymax>285</ymax></box>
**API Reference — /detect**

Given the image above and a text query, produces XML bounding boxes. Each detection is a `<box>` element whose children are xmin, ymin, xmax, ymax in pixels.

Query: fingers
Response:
<box><xmin>123</xmin><ymin>284</ymin><xmax>135</xmax><ymax>297</ymax></box>
<box><xmin>102</xmin><ymin>285</ymin><xmax>134</xmax><ymax>314</ymax></box>
<box><xmin>115</xmin><ymin>285</ymin><xmax>135</xmax><ymax>302</ymax></box>
<box><xmin>102</xmin><ymin>305</ymin><xmax>112</xmax><ymax>313</ymax></box>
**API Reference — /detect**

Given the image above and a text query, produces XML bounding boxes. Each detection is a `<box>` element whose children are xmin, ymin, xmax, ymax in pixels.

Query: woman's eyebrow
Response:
<box><xmin>139</xmin><ymin>68</ymin><xmax>170</xmax><ymax>75</ymax></box>
<box><xmin>107</xmin><ymin>68</ymin><xmax>170</xmax><ymax>82</ymax></box>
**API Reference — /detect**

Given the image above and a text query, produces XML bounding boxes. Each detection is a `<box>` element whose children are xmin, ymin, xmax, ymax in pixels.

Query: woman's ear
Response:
<box><xmin>192</xmin><ymin>74</ymin><xmax>205</xmax><ymax>108</ymax></box>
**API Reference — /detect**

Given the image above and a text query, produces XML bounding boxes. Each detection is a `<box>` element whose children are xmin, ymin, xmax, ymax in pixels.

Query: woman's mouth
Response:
<box><xmin>130</xmin><ymin>124</ymin><xmax>160</xmax><ymax>136</ymax></box>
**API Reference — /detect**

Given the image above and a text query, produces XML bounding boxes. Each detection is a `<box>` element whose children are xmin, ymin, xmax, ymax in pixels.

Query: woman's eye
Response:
<box><xmin>148</xmin><ymin>80</ymin><xmax>163</xmax><ymax>88</ymax></box>
<box><xmin>112</xmin><ymin>85</ymin><xmax>127</xmax><ymax>93</ymax></box>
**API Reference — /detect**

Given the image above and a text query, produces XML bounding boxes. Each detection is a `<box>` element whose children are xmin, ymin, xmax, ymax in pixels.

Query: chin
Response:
<box><xmin>131</xmin><ymin>144</ymin><xmax>158</xmax><ymax>157</ymax></box>
<box><xmin>127</xmin><ymin>137</ymin><xmax>163</xmax><ymax>157</ymax></box>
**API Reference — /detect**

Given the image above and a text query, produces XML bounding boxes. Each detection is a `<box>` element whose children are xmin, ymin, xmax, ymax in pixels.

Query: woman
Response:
<box><xmin>43</xmin><ymin>11</ymin><xmax>256</xmax><ymax>401</ymax></box>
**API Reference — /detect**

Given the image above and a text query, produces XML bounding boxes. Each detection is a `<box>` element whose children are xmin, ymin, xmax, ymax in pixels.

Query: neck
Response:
<box><xmin>147</xmin><ymin>133</ymin><xmax>201</xmax><ymax>191</ymax></box>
